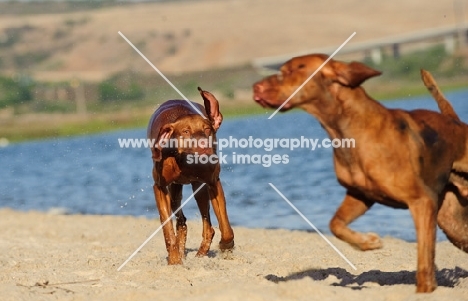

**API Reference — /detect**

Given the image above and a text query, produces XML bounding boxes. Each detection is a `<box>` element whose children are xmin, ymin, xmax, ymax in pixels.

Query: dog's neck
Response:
<box><xmin>300</xmin><ymin>84</ymin><xmax>389</xmax><ymax>140</ymax></box>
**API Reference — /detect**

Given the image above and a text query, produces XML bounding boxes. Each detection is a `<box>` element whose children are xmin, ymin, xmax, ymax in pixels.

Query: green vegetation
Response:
<box><xmin>364</xmin><ymin>44</ymin><xmax>466</xmax><ymax>80</ymax></box>
<box><xmin>0</xmin><ymin>104</ymin><xmax>268</xmax><ymax>143</ymax></box>
<box><xmin>0</xmin><ymin>75</ymin><xmax>33</xmax><ymax>109</ymax></box>
<box><xmin>367</xmin><ymin>46</ymin><xmax>432</xmax><ymax>77</ymax></box>
<box><xmin>2</xmin><ymin>43</ymin><xmax>468</xmax><ymax>143</ymax></box>
<box><xmin>98</xmin><ymin>80</ymin><xmax>145</xmax><ymax>102</ymax></box>
<box><xmin>361</xmin><ymin>44</ymin><xmax>468</xmax><ymax>100</ymax></box>
<box><xmin>369</xmin><ymin>80</ymin><xmax>468</xmax><ymax>101</ymax></box>
<box><xmin>13</xmin><ymin>51</ymin><xmax>51</xmax><ymax>68</ymax></box>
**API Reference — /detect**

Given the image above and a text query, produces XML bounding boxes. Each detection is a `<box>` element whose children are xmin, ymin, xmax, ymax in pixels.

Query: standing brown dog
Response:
<box><xmin>253</xmin><ymin>54</ymin><xmax>468</xmax><ymax>292</ymax></box>
<box><xmin>147</xmin><ymin>88</ymin><xmax>234</xmax><ymax>265</ymax></box>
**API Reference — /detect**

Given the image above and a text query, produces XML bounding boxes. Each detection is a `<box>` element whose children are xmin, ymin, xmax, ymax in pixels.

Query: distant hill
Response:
<box><xmin>0</xmin><ymin>0</ymin><xmax>464</xmax><ymax>82</ymax></box>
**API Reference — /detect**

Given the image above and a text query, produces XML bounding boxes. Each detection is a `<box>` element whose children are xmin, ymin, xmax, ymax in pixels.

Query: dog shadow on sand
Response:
<box><xmin>265</xmin><ymin>267</ymin><xmax>468</xmax><ymax>290</ymax></box>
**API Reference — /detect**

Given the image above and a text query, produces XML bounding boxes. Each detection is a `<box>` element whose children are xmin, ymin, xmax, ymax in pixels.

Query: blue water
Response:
<box><xmin>2</xmin><ymin>89</ymin><xmax>468</xmax><ymax>242</ymax></box>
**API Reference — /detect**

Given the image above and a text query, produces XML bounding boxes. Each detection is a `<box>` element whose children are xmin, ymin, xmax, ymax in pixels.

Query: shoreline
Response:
<box><xmin>0</xmin><ymin>206</ymin><xmax>455</xmax><ymax>245</ymax></box>
<box><xmin>2</xmin><ymin>80</ymin><xmax>468</xmax><ymax>144</ymax></box>
<box><xmin>1</xmin><ymin>209</ymin><xmax>467</xmax><ymax>300</ymax></box>
<box><xmin>0</xmin><ymin>103</ymin><xmax>266</xmax><ymax>144</ymax></box>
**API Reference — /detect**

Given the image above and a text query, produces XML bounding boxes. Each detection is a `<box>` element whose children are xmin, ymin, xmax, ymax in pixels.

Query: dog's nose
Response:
<box><xmin>253</xmin><ymin>82</ymin><xmax>264</xmax><ymax>94</ymax></box>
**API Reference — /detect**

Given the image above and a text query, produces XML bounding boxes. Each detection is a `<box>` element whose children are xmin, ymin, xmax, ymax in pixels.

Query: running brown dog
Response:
<box><xmin>147</xmin><ymin>87</ymin><xmax>234</xmax><ymax>265</ymax></box>
<box><xmin>252</xmin><ymin>54</ymin><xmax>468</xmax><ymax>292</ymax></box>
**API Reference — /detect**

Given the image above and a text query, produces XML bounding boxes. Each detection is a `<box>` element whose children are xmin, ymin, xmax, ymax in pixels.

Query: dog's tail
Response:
<box><xmin>420</xmin><ymin>69</ymin><xmax>460</xmax><ymax>121</ymax></box>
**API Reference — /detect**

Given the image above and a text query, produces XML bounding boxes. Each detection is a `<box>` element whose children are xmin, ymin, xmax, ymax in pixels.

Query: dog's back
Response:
<box><xmin>147</xmin><ymin>100</ymin><xmax>206</xmax><ymax>140</ymax></box>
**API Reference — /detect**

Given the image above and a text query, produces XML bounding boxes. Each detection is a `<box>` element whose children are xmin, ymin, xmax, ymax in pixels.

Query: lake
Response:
<box><xmin>2</xmin><ymin>89</ymin><xmax>468</xmax><ymax>242</ymax></box>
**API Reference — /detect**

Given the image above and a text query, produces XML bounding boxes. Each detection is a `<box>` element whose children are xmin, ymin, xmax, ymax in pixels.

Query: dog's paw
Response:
<box><xmin>416</xmin><ymin>273</ymin><xmax>437</xmax><ymax>293</ymax></box>
<box><xmin>167</xmin><ymin>250</ymin><xmax>183</xmax><ymax>265</ymax></box>
<box><xmin>195</xmin><ymin>246</ymin><xmax>210</xmax><ymax>257</ymax></box>
<box><xmin>355</xmin><ymin>232</ymin><xmax>383</xmax><ymax>251</ymax></box>
<box><xmin>167</xmin><ymin>257</ymin><xmax>183</xmax><ymax>265</ymax></box>
<box><xmin>219</xmin><ymin>240</ymin><xmax>235</xmax><ymax>251</ymax></box>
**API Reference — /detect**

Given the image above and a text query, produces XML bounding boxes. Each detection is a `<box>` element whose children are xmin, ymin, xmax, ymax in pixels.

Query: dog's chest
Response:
<box><xmin>159</xmin><ymin>156</ymin><xmax>217</xmax><ymax>185</ymax></box>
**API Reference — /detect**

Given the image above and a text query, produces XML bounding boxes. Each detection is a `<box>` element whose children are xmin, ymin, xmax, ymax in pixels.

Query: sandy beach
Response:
<box><xmin>0</xmin><ymin>209</ymin><xmax>467</xmax><ymax>301</ymax></box>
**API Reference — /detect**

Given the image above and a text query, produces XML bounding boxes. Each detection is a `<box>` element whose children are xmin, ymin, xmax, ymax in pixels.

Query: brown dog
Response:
<box><xmin>147</xmin><ymin>87</ymin><xmax>234</xmax><ymax>265</ymax></box>
<box><xmin>420</xmin><ymin>70</ymin><xmax>468</xmax><ymax>252</ymax></box>
<box><xmin>253</xmin><ymin>54</ymin><xmax>468</xmax><ymax>292</ymax></box>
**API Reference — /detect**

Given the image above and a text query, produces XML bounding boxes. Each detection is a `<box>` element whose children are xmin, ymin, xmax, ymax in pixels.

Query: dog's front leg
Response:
<box><xmin>153</xmin><ymin>184</ymin><xmax>182</xmax><ymax>265</ymax></box>
<box><xmin>409</xmin><ymin>196</ymin><xmax>438</xmax><ymax>293</ymax></box>
<box><xmin>329</xmin><ymin>191</ymin><xmax>382</xmax><ymax>250</ymax></box>
<box><xmin>169</xmin><ymin>183</ymin><xmax>187</xmax><ymax>259</ymax></box>
<box><xmin>192</xmin><ymin>182</ymin><xmax>215</xmax><ymax>257</ymax></box>
<box><xmin>208</xmin><ymin>179</ymin><xmax>234</xmax><ymax>250</ymax></box>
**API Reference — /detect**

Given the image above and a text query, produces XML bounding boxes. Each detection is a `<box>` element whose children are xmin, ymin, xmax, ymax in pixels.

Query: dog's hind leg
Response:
<box><xmin>438</xmin><ymin>187</ymin><xmax>468</xmax><ymax>252</ymax></box>
<box><xmin>408</xmin><ymin>194</ymin><xmax>438</xmax><ymax>293</ymax></box>
<box><xmin>329</xmin><ymin>191</ymin><xmax>382</xmax><ymax>251</ymax></box>
<box><xmin>169</xmin><ymin>183</ymin><xmax>187</xmax><ymax>259</ymax></box>
<box><xmin>192</xmin><ymin>182</ymin><xmax>215</xmax><ymax>257</ymax></box>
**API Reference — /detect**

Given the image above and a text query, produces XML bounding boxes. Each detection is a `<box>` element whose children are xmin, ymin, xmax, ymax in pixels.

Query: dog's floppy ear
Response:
<box><xmin>198</xmin><ymin>87</ymin><xmax>223</xmax><ymax>131</ymax></box>
<box><xmin>152</xmin><ymin>124</ymin><xmax>174</xmax><ymax>162</ymax></box>
<box><xmin>324</xmin><ymin>60</ymin><xmax>381</xmax><ymax>88</ymax></box>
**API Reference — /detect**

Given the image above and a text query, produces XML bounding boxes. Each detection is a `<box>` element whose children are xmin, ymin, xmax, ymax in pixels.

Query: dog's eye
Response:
<box><xmin>297</xmin><ymin>64</ymin><xmax>306</xmax><ymax>69</ymax></box>
<box><xmin>182</xmin><ymin>129</ymin><xmax>190</xmax><ymax>135</ymax></box>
